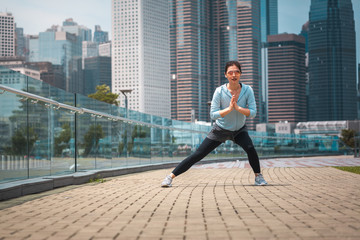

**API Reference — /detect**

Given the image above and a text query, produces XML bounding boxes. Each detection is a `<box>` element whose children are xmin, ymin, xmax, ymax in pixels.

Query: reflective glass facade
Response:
<box><xmin>170</xmin><ymin>0</ymin><xmax>212</xmax><ymax>122</ymax></box>
<box><xmin>308</xmin><ymin>0</ymin><xmax>357</xmax><ymax>121</ymax></box>
<box><xmin>171</xmin><ymin>0</ymin><xmax>264</xmax><ymax>127</ymax></box>
<box><xmin>260</xmin><ymin>0</ymin><xmax>278</xmax><ymax>43</ymax></box>
<box><xmin>0</xmin><ymin>66</ymin><xmax>348</xmax><ymax>184</ymax></box>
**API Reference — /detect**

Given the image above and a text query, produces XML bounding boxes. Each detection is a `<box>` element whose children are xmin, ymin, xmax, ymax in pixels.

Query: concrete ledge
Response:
<box><xmin>0</xmin><ymin>183</ymin><xmax>22</xmax><ymax>201</ymax></box>
<box><xmin>44</xmin><ymin>175</ymin><xmax>74</xmax><ymax>188</ymax></box>
<box><xmin>21</xmin><ymin>178</ymin><xmax>54</xmax><ymax>196</ymax></box>
<box><xmin>0</xmin><ymin>162</ymin><xmax>182</xmax><ymax>201</ymax></box>
<box><xmin>0</xmin><ymin>154</ymin><xmax>345</xmax><ymax>201</ymax></box>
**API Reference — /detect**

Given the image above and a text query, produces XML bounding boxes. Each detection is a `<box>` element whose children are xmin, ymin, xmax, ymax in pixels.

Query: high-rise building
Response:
<box><xmin>29</xmin><ymin>31</ymin><xmax>77</xmax><ymax>91</ymax></box>
<box><xmin>28</xmin><ymin>19</ymin><xmax>92</xmax><ymax>94</ymax></box>
<box><xmin>260</xmin><ymin>0</ymin><xmax>278</xmax><ymax>43</ymax></box>
<box><xmin>234</xmin><ymin>0</ymin><xmax>262</xmax><ymax>130</ymax></box>
<box><xmin>62</xmin><ymin>18</ymin><xmax>92</xmax><ymax>56</ymax></box>
<box><xmin>308</xmin><ymin>0</ymin><xmax>357</xmax><ymax>121</ymax></box>
<box><xmin>84</xmin><ymin>56</ymin><xmax>111</xmax><ymax>95</ymax></box>
<box><xmin>267</xmin><ymin>34</ymin><xmax>307</xmax><ymax>124</ymax></box>
<box><xmin>99</xmin><ymin>42</ymin><xmax>111</xmax><ymax>57</ymax></box>
<box><xmin>170</xmin><ymin>0</ymin><xmax>265</xmax><ymax>128</ymax></box>
<box><xmin>0</xmin><ymin>57</ymin><xmax>65</xmax><ymax>90</ymax></box>
<box><xmin>112</xmin><ymin>0</ymin><xmax>170</xmax><ymax>118</ymax></box>
<box><xmin>0</xmin><ymin>12</ymin><xmax>15</xmax><ymax>57</ymax></box>
<box><xmin>259</xmin><ymin>0</ymin><xmax>278</xmax><ymax>123</ymax></box>
<box><xmin>170</xmin><ymin>0</ymin><xmax>212</xmax><ymax>122</ymax></box>
<box><xmin>94</xmin><ymin>25</ymin><xmax>109</xmax><ymax>44</ymax></box>
<box><xmin>15</xmin><ymin>27</ymin><xmax>27</xmax><ymax>58</ymax></box>
<box><xmin>299</xmin><ymin>21</ymin><xmax>309</xmax><ymax>54</ymax></box>
<box><xmin>82</xmin><ymin>41</ymin><xmax>98</xmax><ymax>68</ymax></box>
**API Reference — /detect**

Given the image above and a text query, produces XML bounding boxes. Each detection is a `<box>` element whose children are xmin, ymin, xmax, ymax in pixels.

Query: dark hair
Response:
<box><xmin>224</xmin><ymin>61</ymin><xmax>242</xmax><ymax>73</ymax></box>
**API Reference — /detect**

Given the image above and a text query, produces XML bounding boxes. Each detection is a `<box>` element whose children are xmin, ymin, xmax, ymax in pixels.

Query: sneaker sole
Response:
<box><xmin>255</xmin><ymin>182</ymin><xmax>267</xmax><ymax>186</ymax></box>
<box><xmin>161</xmin><ymin>184</ymin><xmax>172</xmax><ymax>188</ymax></box>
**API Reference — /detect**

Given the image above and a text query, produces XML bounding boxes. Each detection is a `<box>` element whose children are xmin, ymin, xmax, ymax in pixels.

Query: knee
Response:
<box><xmin>244</xmin><ymin>145</ymin><xmax>256</xmax><ymax>154</ymax></box>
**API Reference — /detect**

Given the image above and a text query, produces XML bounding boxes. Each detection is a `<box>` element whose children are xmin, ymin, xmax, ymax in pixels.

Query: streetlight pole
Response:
<box><xmin>119</xmin><ymin>89</ymin><xmax>132</xmax><ymax>158</ymax></box>
<box><xmin>119</xmin><ymin>89</ymin><xmax>132</xmax><ymax>118</ymax></box>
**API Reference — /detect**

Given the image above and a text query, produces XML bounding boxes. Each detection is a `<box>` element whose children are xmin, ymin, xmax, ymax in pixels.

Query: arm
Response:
<box><xmin>210</xmin><ymin>88</ymin><xmax>234</xmax><ymax>120</ymax></box>
<box><xmin>220</xmin><ymin>96</ymin><xmax>235</xmax><ymax>117</ymax></box>
<box><xmin>233</xmin><ymin>86</ymin><xmax>256</xmax><ymax>118</ymax></box>
<box><xmin>234</xmin><ymin>105</ymin><xmax>250</xmax><ymax>117</ymax></box>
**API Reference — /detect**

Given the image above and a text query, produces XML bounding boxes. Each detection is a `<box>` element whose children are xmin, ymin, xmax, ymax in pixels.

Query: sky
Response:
<box><xmin>1</xmin><ymin>0</ymin><xmax>359</xmax><ymax>62</ymax></box>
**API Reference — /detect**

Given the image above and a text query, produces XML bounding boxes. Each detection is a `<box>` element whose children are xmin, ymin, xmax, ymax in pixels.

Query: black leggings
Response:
<box><xmin>172</xmin><ymin>131</ymin><xmax>261</xmax><ymax>176</ymax></box>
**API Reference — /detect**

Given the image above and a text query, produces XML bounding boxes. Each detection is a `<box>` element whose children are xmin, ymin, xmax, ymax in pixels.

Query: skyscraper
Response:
<box><xmin>260</xmin><ymin>0</ymin><xmax>278</xmax><ymax>123</ymax></box>
<box><xmin>29</xmin><ymin>31</ymin><xmax>77</xmax><ymax>91</ymax></box>
<box><xmin>267</xmin><ymin>34</ymin><xmax>306</xmax><ymax>124</ymax></box>
<box><xmin>234</xmin><ymin>0</ymin><xmax>262</xmax><ymax>130</ymax></box>
<box><xmin>0</xmin><ymin>12</ymin><xmax>15</xmax><ymax>57</ymax></box>
<box><xmin>99</xmin><ymin>42</ymin><xmax>111</xmax><ymax>57</ymax></box>
<box><xmin>308</xmin><ymin>0</ymin><xmax>357</xmax><ymax>121</ymax></box>
<box><xmin>170</xmin><ymin>0</ymin><xmax>265</xmax><ymax>128</ymax></box>
<box><xmin>94</xmin><ymin>25</ymin><xmax>109</xmax><ymax>44</ymax></box>
<box><xmin>15</xmin><ymin>27</ymin><xmax>27</xmax><ymax>58</ymax></box>
<box><xmin>260</xmin><ymin>0</ymin><xmax>278</xmax><ymax>43</ymax></box>
<box><xmin>84</xmin><ymin>56</ymin><xmax>111</xmax><ymax>95</ymax></box>
<box><xmin>82</xmin><ymin>41</ymin><xmax>98</xmax><ymax>69</ymax></box>
<box><xmin>112</xmin><ymin>0</ymin><xmax>170</xmax><ymax>118</ymax></box>
<box><xmin>170</xmin><ymin>0</ymin><xmax>212</xmax><ymax>122</ymax></box>
<box><xmin>62</xmin><ymin>18</ymin><xmax>92</xmax><ymax>56</ymax></box>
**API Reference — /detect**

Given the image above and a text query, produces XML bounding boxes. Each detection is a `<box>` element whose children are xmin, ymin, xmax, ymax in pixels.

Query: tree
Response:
<box><xmin>54</xmin><ymin>123</ymin><xmax>71</xmax><ymax>156</ymax></box>
<box><xmin>340</xmin><ymin>129</ymin><xmax>356</xmax><ymax>148</ymax></box>
<box><xmin>88</xmin><ymin>84</ymin><xmax>120</xmax><ymax>106</ymax></box>
<box><xmin>5</xmin><ymin>127</ymin><xmax>38</xmax><ymax>155</ymax></box>
<box><xmin>83</xmin><ymin>124</ymin><xmax>104</xmax><ymax>156</ymax></box>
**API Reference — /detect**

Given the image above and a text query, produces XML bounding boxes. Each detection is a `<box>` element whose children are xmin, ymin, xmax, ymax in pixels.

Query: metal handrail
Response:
<box><xmin>0</xmin><ymin>84</ymin><xmax>206</xmax><ymax>134</ymax></box>
<box><xmin>0</xmin><ymin>84</ymin><xmax>341</xmax><ymax>141</ymax></box>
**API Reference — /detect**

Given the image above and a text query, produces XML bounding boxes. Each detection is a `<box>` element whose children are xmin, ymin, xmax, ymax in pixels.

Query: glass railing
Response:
<box><xmin>0</xmin><ymin>66</ymin><xmax>350</xmax><ymax>183</ymax></box>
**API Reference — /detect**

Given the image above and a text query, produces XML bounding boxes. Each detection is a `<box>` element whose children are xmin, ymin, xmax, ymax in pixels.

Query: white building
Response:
<box><xmin>111</xmin><ymin>0</ymin><xmax>170</xmax><ymax>118</ymax></box>
<box><xmin>82</xmin><ymin>41</ymin><xmax>98</xmax><ymax>68</ymax></box>
<box><xmin>294</xmin><ymin>120</ymin><xmax>360</xmax><ymax>137</ymax></box>
<box><xmin>99</xmin><ymin>42</ymin><xmax>111</xmax><ymax>57</ymax></box>
<box><xmin>0</xmin><ymin>12</ymin><xmax>15</xmax><ymax>57</ymax></box>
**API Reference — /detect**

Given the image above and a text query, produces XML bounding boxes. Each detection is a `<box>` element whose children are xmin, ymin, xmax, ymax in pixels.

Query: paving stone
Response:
<box><xmin>0</xmin><ymin>156</ymin><xmax>359</xmax><ymax>240</ymax></box>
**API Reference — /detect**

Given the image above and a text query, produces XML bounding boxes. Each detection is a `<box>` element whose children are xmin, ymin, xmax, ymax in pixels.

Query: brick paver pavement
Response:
<box><xmin>0</xmin><ymin>157</ymin><xmax>360</xmax><ymax>240</ymax></box>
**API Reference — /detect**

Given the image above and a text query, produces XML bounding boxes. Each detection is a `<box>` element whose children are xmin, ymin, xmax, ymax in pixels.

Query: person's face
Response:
<box><xmin>225</xmin><ymin>65</ymin><xmax>241</xmax><ymax>83</ymax></box>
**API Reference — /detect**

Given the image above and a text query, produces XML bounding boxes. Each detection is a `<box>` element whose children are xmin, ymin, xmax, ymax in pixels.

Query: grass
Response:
<box><xmin>333</xmin><ymin>166</ymin><xmax>360</xmax><ymax>175</ymax></box>
<box><xmin>89</xmin><ymin>174</ymin><xmax>106</xmax><ymax>183</ymax></box>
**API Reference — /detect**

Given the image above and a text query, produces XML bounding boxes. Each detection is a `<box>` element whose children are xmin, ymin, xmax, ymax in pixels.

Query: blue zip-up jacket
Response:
<box><xmin>210</xmin><ymin>83</ymin><xmax>257</xmax><ymax>131</ymax></box>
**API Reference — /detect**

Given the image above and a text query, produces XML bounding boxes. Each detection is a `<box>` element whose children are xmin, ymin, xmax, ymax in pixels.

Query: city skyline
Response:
<box><xmin>1</xmin><ymin>0</ymin><xmax>360</xmax><ymax>64</ymax></box>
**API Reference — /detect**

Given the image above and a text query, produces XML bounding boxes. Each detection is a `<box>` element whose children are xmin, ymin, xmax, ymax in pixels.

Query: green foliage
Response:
<box><xmin>334</xmin><ymin>166</ymin><xmax>360</xmax><ymax>175</ymax></box>
<box><xmin>5</xmin><ymin>127</ymin><xmax>38</xmax><ymax>155</ymax></box>
<box><xmin>88</xmin><ymin>84</ymin><xmax>120</xmax><ymax>106</ymax></box>
<box><xmin>54</xmin><ymin>123</ymin><xmax>71</xmax><ymax>156</ymax></box>
<box><xmin>340</xmin><ymin>129</ymin><xmax>356</xmax><ymax>148</ymax></box>
<box><xmin>89</xmin><ymin>174</ymin><xmax>106</xmax><ymax>183</ymax></box>
<box><xmin>83</xmin><ymin>124</ymin><xmax>104</xmax><ymax>156</ymax></box>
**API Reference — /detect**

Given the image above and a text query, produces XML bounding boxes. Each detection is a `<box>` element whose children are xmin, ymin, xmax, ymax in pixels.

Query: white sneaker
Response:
<box><xmin>255</xmin><ymin>173</ymin><xmax>268</xmax><ymax>186</ymax></box>
<box><xmin>161</xmin><ymin>175</ymin><xmax>173</xmax><ymax>187</ymax></box>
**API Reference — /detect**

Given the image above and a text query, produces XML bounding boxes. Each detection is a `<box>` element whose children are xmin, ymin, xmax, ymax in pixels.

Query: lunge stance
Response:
<box><xmin>161</xmin><ymin>61</ymin><xmax>267</xmax><ymax>187</ymax></box>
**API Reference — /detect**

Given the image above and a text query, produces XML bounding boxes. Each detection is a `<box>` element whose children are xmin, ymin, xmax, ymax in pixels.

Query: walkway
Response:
<box><xmin>0</xmin><ymin>156</ymin><xmax>359</xmax><ymax>240</ymax></box>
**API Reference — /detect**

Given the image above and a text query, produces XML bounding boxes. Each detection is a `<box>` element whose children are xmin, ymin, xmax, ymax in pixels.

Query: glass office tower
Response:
<box><xmin>171</xmin><ymin>0</ymin><xmax>263</xmax><ymax>129</ymax></box>
<box><xmin>260</xmin><ymin>0</ymin><xmax>278</xmax><ymax>43</ymax></box>
<box><xmin>170</xmin><ymin>0</ymin><xmax>212</xmax><ymax>122</ymax></box>
<box><xmin>308</xmin><ymin>0</ymin><xmax>357</xmax><ymax>121</ymax></box>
